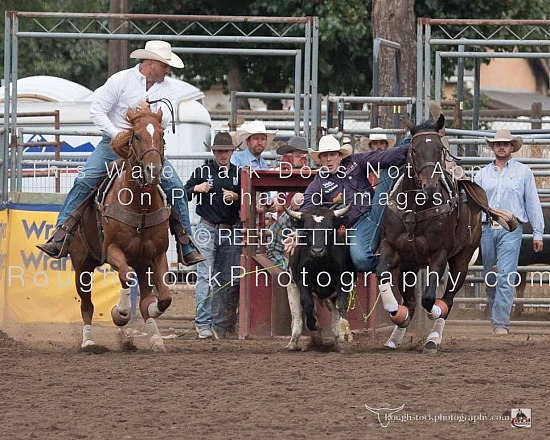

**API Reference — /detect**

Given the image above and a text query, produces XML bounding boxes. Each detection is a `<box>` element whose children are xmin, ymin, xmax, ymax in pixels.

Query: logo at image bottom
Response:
<box><xmin>511</xmin><ymin>408</ymin><xmax>531</xmax><ymax>428</ymax></box>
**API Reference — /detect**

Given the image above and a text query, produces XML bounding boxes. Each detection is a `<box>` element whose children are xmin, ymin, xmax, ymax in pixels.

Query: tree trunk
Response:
<box><xmin>372</xmin><ymin>0</ymin><xmax>416</xmax><ymax>127</ymax></box>
<box><xmin>108</xmin><ymin>0</ymin><xmax>129</xmax><ymax>77</ymax></box>
<box><xmin>226</xmin><ymin>60</ymin><xmax>251</xmax><ymax>110</ymax></box>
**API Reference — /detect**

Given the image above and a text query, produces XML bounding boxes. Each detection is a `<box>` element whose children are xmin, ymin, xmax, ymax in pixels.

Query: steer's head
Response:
<box><xmin>284</xmin><ymin>205</ymin><xmax>351</xmax><ymax>259</ymax></box>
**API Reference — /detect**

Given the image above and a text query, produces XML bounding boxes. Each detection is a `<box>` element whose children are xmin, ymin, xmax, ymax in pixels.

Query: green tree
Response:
<box><xmin>1</xmin><ymin>1</ymin><xmax>108</xmax><ymax>90</ymax></box>
<box><xmin>130</xmin><ymin>0</ymin><xmax>371</xmax><ymax>108</ymax></box>
<box><xmin>4</xmin><ymin>0</ymin><xmax>550</xmax><ymax>103</ymax></box>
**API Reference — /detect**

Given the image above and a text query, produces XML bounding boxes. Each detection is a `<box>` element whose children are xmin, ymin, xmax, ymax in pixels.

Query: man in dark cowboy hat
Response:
<box><xmin>37</xmin><ymin>40</ymin><xmax>204</xmax><ymax>266</ymax></box>
<box><xmin>184</xmin><ymin>132</ymin><xmax>242</xmax><ymax>339</ymax></box>
<box><xmin>475</xmin><ymin>128</ymin><xmax>544</xmax><ymax>336</ymax></box>
<box><xmin>276</xmin><ymin>135</ymin><xmax>309</xmax><ymax>170</ymax></box>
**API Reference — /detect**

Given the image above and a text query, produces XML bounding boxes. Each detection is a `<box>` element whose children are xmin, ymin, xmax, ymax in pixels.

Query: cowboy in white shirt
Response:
<box><xmin>37</xmin><ymin>40</ymin><xmax>204</xmax><ymax>266</ymax></box>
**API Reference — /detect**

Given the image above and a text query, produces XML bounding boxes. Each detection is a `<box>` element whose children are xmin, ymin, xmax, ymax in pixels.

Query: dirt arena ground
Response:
<box><xmin>1</xmin><ymin>293</ymin><xmax>549</xmax><ymax>440</ymax></box>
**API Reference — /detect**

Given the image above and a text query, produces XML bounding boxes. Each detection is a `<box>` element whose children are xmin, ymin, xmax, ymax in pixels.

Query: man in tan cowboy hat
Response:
<box><xmin>184</xmin><ymin>132</ymin><xmax>242</xmax><ymax>339</ymax></box>
<box><xmin>302</xmin><ymin>134</ymin><xmax>409</xmax><ymax>273</ymax></box>
<box><xmin>37</xmin><ymin>40</ymin><xmax>205</xmax><ymax>266</ymax></box>
<box><xmin>475</xmin><ymin>128</ymin><xmax>544</xmax><ymax>336</ymax></box>
<box><xmin>231</xmin><ymin>119</ymin><xmax>277</xmax><ymax>170</ymax></box>
<box><xmin>364</xmin><ymin>128</ymin><xmax>397</xmax><ymax>151</ymax></box>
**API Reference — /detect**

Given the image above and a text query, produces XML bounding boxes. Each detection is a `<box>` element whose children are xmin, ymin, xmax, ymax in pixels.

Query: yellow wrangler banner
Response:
<box><xmin>5</xmin><ymin>205</ymin><xmax>118</xmax><ymax>323</ymax></box>
<box><xmin>0</xmin><ymin>208</ymin><xmax>8</xmax><ymax>324</ymax></box>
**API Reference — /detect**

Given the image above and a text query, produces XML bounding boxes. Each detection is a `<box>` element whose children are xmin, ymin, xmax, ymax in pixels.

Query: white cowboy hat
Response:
<box><xmin>364</xmin><ymin>128</ymin><xmax>396</xmax><ymax>149</ymax></box>
<box><xmin>308</xmin><ymin>135</ymin><xmax>352</xmax><ymax>163</ymax></box>
<box><xmin>130</xmin><ymin>40</ymin><xmax>184</xmax><ymax>69</ymax></box>
<box><xmin>233</xmin><ymin>120</ymin><xmax>277</xmax><ymax>147</ymax></box>
<box><xmin>485</xmin><ymin>128</ymin><xmax>523</xmax><ymax>153</ymax></box>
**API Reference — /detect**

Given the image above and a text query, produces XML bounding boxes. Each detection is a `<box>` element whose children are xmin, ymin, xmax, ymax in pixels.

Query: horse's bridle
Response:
<box><xmin>408</xmin><ymin>131</ymin><xmax>446</xmax><ymax>188</ymax></box>
<box><xmin>127</xmin><ymin>117</ymin><xmax>165</xmax><ymax>187</ymax></box>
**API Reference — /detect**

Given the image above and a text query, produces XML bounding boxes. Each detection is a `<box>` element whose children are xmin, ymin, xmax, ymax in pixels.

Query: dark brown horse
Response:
<box><xmin>376</xmin><ymin>114</ymin><xmax>481</xmax><ymax>353</ymax></box>
<box><xmin>70</xmin><ymin>107</ymin><xmax>172</xmax><ymax>352</ymax></box>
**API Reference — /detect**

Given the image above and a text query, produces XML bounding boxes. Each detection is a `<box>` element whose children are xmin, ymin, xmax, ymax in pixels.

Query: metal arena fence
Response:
<box><xmin>10</xmin><ymin>119</ymin><xmax>550</xmax><ymax>318</ymax></box>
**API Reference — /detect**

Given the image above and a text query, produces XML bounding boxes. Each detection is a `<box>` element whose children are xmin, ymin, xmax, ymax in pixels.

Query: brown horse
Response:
<box><xmin>70</xmin><ymin>107</ymin><xmax>172</xmax><ymax>352</ymax></box>
<box><xmin>376</xmin><ymin>114</ymin><xmax>482</xmax><ymax>353</ymax></box>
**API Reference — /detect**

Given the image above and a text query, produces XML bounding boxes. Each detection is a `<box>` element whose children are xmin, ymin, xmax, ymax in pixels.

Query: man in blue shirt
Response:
<box><xmin>231</xmin><ymin>120</ymin><xmax>276</xmax><ymax>170</ymax></box>
<box><xmin>474</xmin><ymin>129</ymin><xmax>544</xmax><ymax>336</ymax></box>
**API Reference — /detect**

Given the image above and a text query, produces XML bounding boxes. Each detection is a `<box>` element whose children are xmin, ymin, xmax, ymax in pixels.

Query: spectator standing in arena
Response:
<box><xmin>231</xmin><ymin>120</ymin><xmax>277</xmax><ymax>170</ymax></box>
<box><xmin>363</xmin><ymin>128</ymin><xmax>396</xmax><ymax>152</ymax></box>
<box><xmin>184</xmin><ymin>132</ymin><xmax>242</xmax><ymax>339</ymax></box>
<box><xmin>266</xmin><ymin>136</ymin><xmax>308</xmax><ymax>268</ymax></box>
<box><xmin>475</xmin><ymin>129</ymin><xmax>544</xmax><ymax>336</ymax></box>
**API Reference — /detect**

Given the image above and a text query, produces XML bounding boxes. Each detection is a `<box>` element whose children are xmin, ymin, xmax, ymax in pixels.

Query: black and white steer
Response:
<box><xmin>284</xmin><ymin>205</ymin><xmax>355</xmax><ymax>350</ymax></box>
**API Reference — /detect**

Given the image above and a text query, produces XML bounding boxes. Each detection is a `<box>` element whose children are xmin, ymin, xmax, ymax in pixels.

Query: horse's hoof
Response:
<box><xmin>81</xmin><ymin>339</ymin><xmax>95</xmax><ymax>349</ymax></box>
<box><xmin>81</xmin><ymin>344</ymin><xmax>109</xmax><ymax>354</ymax></box>
<box><xmin>111</xmin><ymin>306</ymin><xmax>131</xmax><ymax>327</ymax></box>
<box><xmin>149</xmin><ymin>334</ymin><xmax>166</xmax><ymax>352</ymax></box>
<box><xmin>384</xmin><ymin>341</ymin><xmax>398</xmax><ymax>350</ymax></box>
<box><xmin>423</xmin><ymin>340</ymin><xmax>438</xmax><ymax>354</ymax></box>
<box><xmin>391</xmin><ymin>305</ymin><xmax>409</xmax><ymax>326</ymax></box>
<box><xmin>286</xmin><ymin>341</ymin><xmax>299</xmax><ymax>351</ymax></box>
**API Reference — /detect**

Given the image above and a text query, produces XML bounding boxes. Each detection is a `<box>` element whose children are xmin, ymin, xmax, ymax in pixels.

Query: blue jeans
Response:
<box><xmin>194</xmin><ymin>220</ymin><xmax>241</xmax><ymax>331</ymax></box>
<box><xmin>349</xmin><ymin>168</ymin><xmax>395</xmax><ymax>273</ymax></box>
<box><xmin>481</xmin><ymin>224</ymin><xmax>523</xmax><ymax>329</ymax></box>
<box><xmin>56</xmin><ymin>136</ymin><xmax>194</xmax><ymax>255</ymax></box>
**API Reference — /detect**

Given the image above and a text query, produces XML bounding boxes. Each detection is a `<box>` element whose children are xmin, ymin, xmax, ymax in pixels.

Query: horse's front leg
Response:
<box><xmin>423</xmin><ymin>251</ymin><xmax>448</xmax><ymax>314</ymax></box>
<box><xmin>76</xmin><ymin>271</ymin><xmax>96</xmax><ymax>349</ymax></box>
<box><xmin>105</xmin><ymin>245</ymin><xmax>135</xmax><ymax>327</ymax></box>
<box><xmin>384</xmin><ymin>271</ymin><xmax>415</xmax><ymax>350</ymax></box>
<box><xmin>377</xmin><ymin>242</ymin><xmax>409</xmax><ymax>326</ymax></box>
<box><xmin>71</xmin><ymin>256</ymin><xmax>102</xmax><ymax>350</ymax></box>
<box><xmin>147</xmin><ymin>254</ymin><xmax>173</xmax><ymax>317</ymax></box>
<box><xmin>422</xmin><ymin>253</ymin><xmax>455</xmax><ymax>354</ymax></box>
<box><xmin>137</xmin><ymin>263</ymin><xmax>170</xmax><ymax>353</ymax></box>
<box><xmin>106</xmin><ymin>244</ymin><xmax>133</xmax><ymax>283</ymax></box>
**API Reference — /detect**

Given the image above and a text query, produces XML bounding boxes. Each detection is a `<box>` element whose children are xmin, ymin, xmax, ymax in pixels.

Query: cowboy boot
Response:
<box><xmin>36</xmin><ymin>226</ymin><xmax>72</xmax><ymax>259</ymax></box>
<box><xmin>169</xmin><ymin>212</ymin><xmax>205</xmax><ymax>266</ymax></box>
<box><xmin>36</xmin><ymin>184</ymin><xmax>101</xmax><ymax>259</ymax></box>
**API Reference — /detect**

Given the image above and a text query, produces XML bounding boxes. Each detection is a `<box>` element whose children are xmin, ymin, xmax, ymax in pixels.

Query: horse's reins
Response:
<box><xmin>408</xmin><ymin>131</ymin><xmax>446</xmax><ymax>188</ymax></box>
<box><xmin>146</xmin><ymin>97</ymin><xmax>176</xmax><ymax>133</ymax></box>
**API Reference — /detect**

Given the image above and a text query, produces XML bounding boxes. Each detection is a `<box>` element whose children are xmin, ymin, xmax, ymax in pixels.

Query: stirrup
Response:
<box><xmin>36</xmin><ymin>233</ymin><xmax>72</xmax><ymax>259</ymax></box>
<box><xmin>177</xmin><ymin>245</ymin><xmax>205</xmax><ymax>267</ymax></box>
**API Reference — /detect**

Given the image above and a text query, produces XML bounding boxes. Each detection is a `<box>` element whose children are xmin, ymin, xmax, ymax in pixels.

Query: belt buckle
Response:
<box><xmin>490</xmin><ymin>220</ymin><xmax>503</xmax><ymax>229</ymax></box>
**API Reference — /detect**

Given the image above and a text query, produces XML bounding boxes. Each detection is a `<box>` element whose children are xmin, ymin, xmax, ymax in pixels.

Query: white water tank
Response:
<box><xmin>165</xmin><ymin>99</ymin><xmax>211</xmax><ymax>155</ymax></box>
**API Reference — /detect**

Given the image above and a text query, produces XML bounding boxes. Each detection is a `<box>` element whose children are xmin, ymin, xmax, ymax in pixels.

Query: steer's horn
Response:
<box><xmin>333</xmin><ymin>204</ymin><xmax>352</xmax><ymax>218</ymax></box>
<box><xmin>283</xmin><ymin>205</ymin><xmax>303</xmax><ymax>221</ymax></box>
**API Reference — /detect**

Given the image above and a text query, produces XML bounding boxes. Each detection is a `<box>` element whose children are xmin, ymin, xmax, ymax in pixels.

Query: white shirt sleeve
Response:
<box><xmin>90</xmin><ymin>72</ymin><xmax>125</xmax><ymax>139</ymax></box>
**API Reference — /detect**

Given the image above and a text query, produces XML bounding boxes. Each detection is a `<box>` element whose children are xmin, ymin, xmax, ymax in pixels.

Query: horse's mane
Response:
<box><xmin>110</xmin><ymin>107</ymin><xmax>162</xmax><ymax>151</ymax></box>
<box><xmin>127</xmin><ymin>106</ymin><xmax>161</xmax><ymax>124</ymax></box>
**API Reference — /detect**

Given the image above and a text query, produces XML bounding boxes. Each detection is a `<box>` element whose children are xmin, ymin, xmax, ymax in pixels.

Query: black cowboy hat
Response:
<box><xmin>204</xmin><ymin>132</ymin><xmax>241</xmax><ymax>150</ymax></box>
<box><xmin>276</xmin><ymin>136</ymin><xmax>308</xmax><ymax>155</ymax></box>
